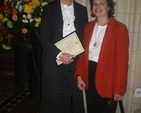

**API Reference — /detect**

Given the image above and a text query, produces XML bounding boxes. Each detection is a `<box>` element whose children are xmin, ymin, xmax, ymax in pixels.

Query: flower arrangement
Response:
<box><xmin>0</xmin><ymin>0</ymin><xmax>47</xmax><ymax>50</ymax></box>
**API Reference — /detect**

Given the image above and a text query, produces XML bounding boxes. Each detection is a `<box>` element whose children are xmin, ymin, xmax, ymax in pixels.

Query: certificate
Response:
<box><xmin>55</xmin><ymin>32</ymin><xmax>84</xmax><ymax>65</ymax></box>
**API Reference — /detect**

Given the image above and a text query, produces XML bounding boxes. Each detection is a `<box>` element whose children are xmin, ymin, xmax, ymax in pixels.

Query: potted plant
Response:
<box><xmin>0</xmin><ymin>0</ymin><xmax>47</xmax><ymax>94</ymax></box>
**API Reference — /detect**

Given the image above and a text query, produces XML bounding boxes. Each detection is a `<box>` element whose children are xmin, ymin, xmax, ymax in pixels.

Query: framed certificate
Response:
<box><xmin>55</xmin><ymin>32</ymin><xmax>84</xmax><ymax>65</ymax></box>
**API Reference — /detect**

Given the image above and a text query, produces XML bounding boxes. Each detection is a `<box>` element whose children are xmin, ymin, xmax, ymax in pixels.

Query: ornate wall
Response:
<box><xmin>76</xmin><ymin>0</ymin><xmax>141</xmax><ymax>113</ymax></box>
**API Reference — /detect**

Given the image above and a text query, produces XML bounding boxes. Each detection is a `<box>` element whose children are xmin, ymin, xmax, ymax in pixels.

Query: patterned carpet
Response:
<box><xmin>0</xmin><ymin>47</ymin><xmax>40</xmax><ymax>113</ymax></box>
<box><xmin>0</xmin><ymin>75</ymin><xmax>19</xmax><ymax>109</ymax></box>
<box><xmin>0</xmin><ymin>75</ymin><xmax>40</xmax><ymax>113</ymax></box>
<box><xmin>10</xmin><ymin>96</ymin><xmax>40</xmax><ymax>113</ymax></box>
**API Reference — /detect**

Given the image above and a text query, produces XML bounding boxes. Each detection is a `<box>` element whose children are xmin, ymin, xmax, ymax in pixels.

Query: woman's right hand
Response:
<box><xmin>77</xmin><ymin>76</ymin><xmax>86</xmax><ymax>90</ymax></box>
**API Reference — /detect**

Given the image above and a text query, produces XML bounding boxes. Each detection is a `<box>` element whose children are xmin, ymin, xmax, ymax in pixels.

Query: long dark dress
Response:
<box><xmin>39</xmin><ymin>0</ymin><xmax>88</xmax><ymax>113</ymax></box>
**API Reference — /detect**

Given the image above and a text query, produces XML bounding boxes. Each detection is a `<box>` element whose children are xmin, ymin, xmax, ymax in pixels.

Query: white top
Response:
<box><xmin>89</xmin><ymin>23</ymin><xmax>107</xmax><ymax>62</ymax></box>
<box><xmin>56</xmin><ymin>1</ymin><xmax>76</xmax><ymax>59</ymax></box>
<box><xmin>61</xmin><ymin>1</ymin><xmax>76</xmax><ymax>37</ymax></box>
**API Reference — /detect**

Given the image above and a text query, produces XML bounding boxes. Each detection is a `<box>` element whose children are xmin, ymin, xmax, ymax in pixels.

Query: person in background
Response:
<box><xmin>74</xmin><ymin>0</ymin><xmax>129</xmax><ymax>113</ymax></box>
<box><xmin>39</xmin><ymin>0</ymin><xmax>88</xmax><ymax>113</ymax></box>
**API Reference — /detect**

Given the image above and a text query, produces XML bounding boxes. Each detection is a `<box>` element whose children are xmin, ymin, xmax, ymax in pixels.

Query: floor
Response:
<box><xmin>0</xmin><ymin>75</ymin><xmax>40</xmax><ymax>113</ymax></box>
<box><xmin>0</xmin><ymin>47</ymin><xmax>40</xmax><ymax>113</ymax></box>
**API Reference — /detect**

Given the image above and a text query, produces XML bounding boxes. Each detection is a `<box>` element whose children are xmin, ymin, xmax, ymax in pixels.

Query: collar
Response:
<box><xmin>60</xmin><ymin>0</ymin><xmax>74</xmax><ymax>11</ymax></box>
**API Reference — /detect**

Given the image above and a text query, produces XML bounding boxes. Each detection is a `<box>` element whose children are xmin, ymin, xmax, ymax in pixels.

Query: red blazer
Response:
<box><xmin>74</xmin><ymin>17</ymin><xmax>129</xmax><ymax>98</ymax></box>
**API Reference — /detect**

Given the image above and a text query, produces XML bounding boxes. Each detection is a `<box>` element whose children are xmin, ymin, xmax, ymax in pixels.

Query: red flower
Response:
<box><xmin>12</xmin><ymin>15</ymin><xmax>18</xmax><ymax>21</ymax></box>
<box><xmin>1</xmin><ymin>26</ymin><xmax>7</xmax><ymax>34</ymax></box>
<box><xmin>5</xmin><ymin>1</ymin><xmax>12</xmax><ymax>8</ymax></box>
<box><xmin>7</xmin><ymin>33</ymin><xmax>13</xmax><ymax>40</ymax></box>
<box><xmin>0</xmin><ymin>5</ymin><xmax>5</xmax><ymax>13</ymax></box>
<box><xmin>29</xmin><ymin>2</ymin><xmax>34</xmax><ymax>7</ymax></box>
<box><xmin>22</xmin><ymin>28</ymin><xmax>28</xmax><ymax>34</ymax></box>
<box><xmin>12</xmin><ymin>8</ymin><xmax>17</xmax><ymax>15</ymax></box>
<box><xmin>0</xmin><ymin>32</ymin><xmax>3</xmax><ymax>41</ymax></box>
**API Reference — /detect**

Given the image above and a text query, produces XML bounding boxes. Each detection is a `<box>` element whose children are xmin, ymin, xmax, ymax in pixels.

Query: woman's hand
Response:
<box><xmin>77</xmin><ymin>76</ymin><xmax>86</xmax><ymax>90</ymax></box>
<box><xmin>114</xmin><ymin>94</ymin><xmax>123</xmax><ymax>101</ymax></box>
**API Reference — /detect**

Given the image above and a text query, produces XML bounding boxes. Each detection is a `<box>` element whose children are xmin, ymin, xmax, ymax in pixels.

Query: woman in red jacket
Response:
<box><xmin>74</xmin><ymin>0</ymin><xmax>129</xmax><ymax>113</ymax></box>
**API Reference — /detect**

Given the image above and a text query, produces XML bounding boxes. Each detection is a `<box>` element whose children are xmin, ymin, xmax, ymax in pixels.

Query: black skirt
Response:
<box><xmin>86</xmin><ymin>61</ymin><xmax>115</xmax><ymax>113</ymax></box>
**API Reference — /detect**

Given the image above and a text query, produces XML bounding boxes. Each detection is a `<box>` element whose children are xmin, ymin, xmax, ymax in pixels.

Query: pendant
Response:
<box><xmin>93</xmin><ymin>42</ymin><xmax>97</xmax><ymax>46</ymax></box>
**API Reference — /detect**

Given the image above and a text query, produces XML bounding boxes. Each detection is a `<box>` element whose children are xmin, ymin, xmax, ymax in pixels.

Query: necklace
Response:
<box><xmin>93</xmin><ymin>23</ymin><xmax>107</xmax><ymax>47</ymax></box>
<box><xmin>62</xmin><ymin>12</ymin><xmax>75</xmax><ymax>32</ymax></box>
<box><xmin>63</xmin><ymin>13</ymin><xmax>74</xmax><ymax>26</ymax></box>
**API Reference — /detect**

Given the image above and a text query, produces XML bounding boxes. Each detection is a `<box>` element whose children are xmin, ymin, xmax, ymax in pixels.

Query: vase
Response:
<box><xmin>28</xmin><ymin>45</ymin><xmax>42</xmax><ymax>97</ymax></box>
<box><xmin>14</xmin><ymin>42</ymin><xmax>29</xmax><ymax>91</ymax></box>
<box><xmin>14</xmin><ymin>41</ymin><xmax>42</xmax><ymax>97</ymax></box>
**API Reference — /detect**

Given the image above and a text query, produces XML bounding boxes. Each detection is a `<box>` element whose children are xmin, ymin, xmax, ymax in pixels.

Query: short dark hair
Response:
<box><xmin>90</xmin><ymin>0</ymin><xmax>116</xmax><ymax>18</ymax></box>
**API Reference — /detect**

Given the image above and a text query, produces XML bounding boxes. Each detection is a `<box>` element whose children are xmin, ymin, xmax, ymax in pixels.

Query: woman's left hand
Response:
<box><xmin>114</xmin><ymin>94</ymin><xmax>123</xmax><ymax>101</ymax></box>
